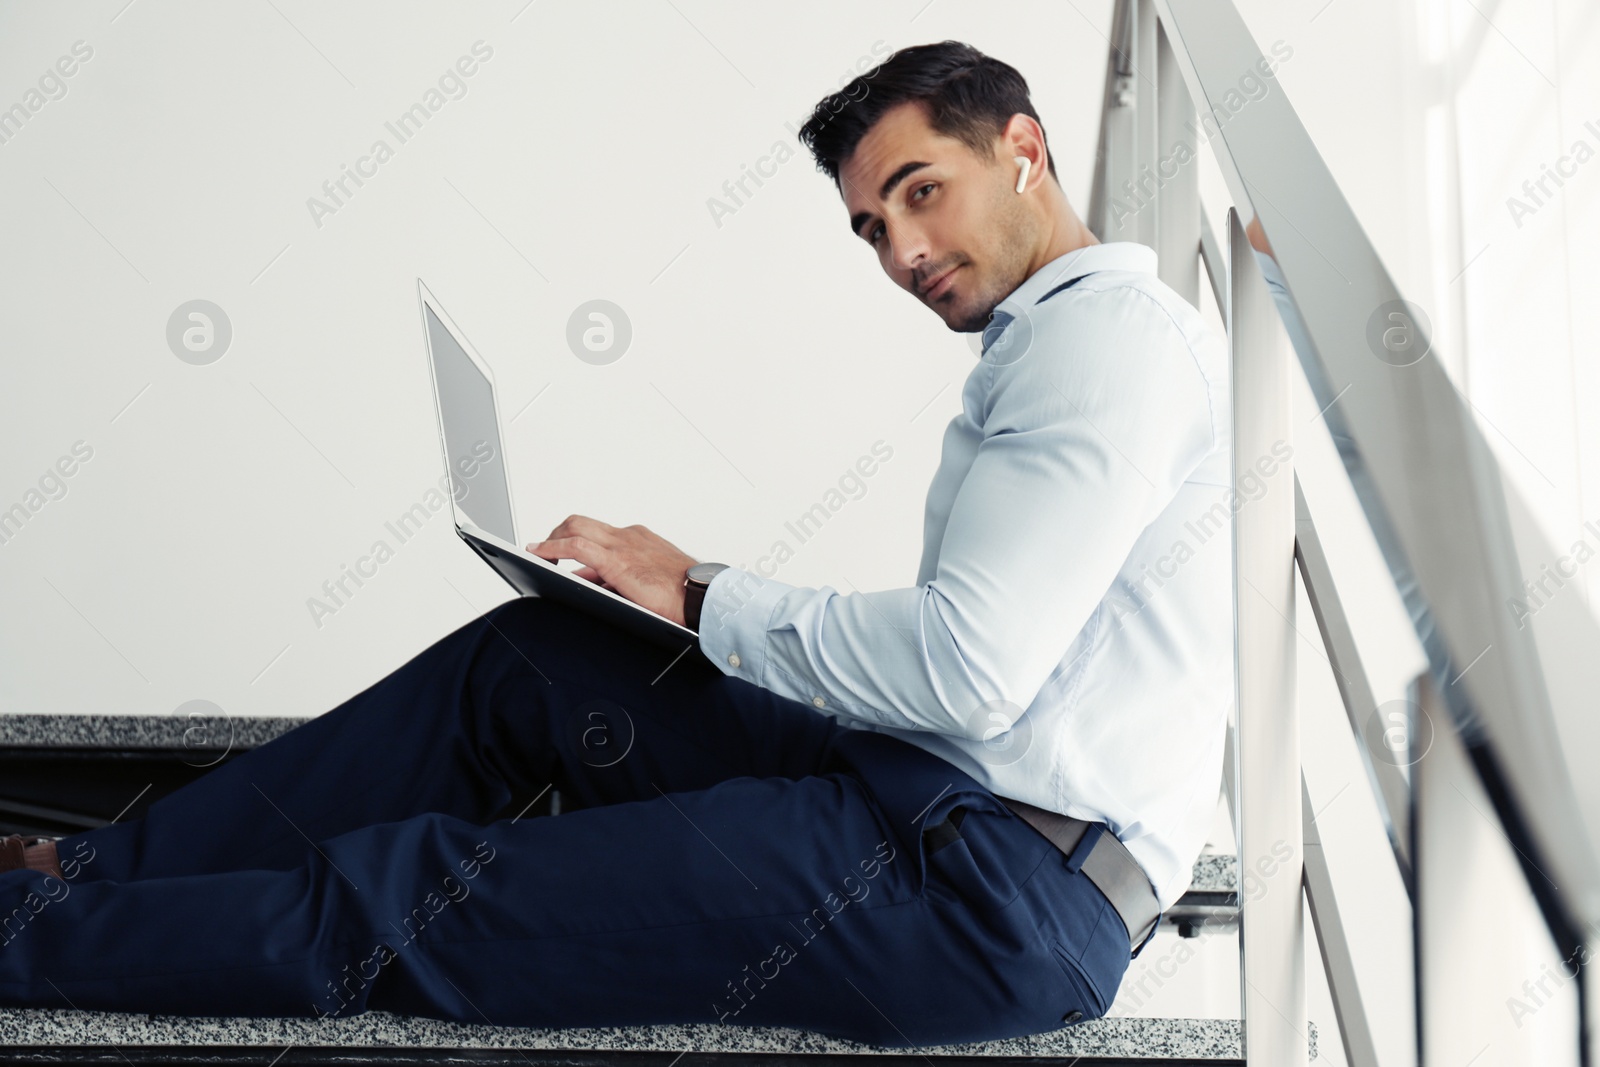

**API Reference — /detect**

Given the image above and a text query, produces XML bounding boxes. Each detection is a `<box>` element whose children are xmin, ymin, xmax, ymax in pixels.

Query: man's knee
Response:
<box><xmin>484</xmin><ymin>595</ymin><xmax>567</xmax><ymax>628</ymax></box>
<box><xmin>477</xmin><ymin>595</ymin><xmax>593</xmax><ymax>656</ymax></box>
<box><xmin>477</xmin><ymin>594</ymin><xmax>655</xmax><ymax>671</ymax></box>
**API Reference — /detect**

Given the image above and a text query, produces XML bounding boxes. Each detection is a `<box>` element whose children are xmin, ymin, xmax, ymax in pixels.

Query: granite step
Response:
<box><xmin>0</xmin><ymin>1008</ymin><xmax>1314</xmax><ymax>1064</ymax></box>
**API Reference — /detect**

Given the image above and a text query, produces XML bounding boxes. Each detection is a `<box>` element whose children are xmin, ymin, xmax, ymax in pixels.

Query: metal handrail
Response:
<box><xmin>1089</xmin><ymin>1</ymin><xmax>1600</xmax><ymax>1063</ymax></box>
<box><xmin>1149</xmin><ymin>0</ymin><xmax>1600</xmax><ymax>952</ymax></box>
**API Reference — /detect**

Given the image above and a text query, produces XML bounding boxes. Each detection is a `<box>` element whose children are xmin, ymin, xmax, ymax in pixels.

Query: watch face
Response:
<box><xmin>687</xmin><ymin>562</ymin><xmax>726</xmax><ymax>584</ymax></box>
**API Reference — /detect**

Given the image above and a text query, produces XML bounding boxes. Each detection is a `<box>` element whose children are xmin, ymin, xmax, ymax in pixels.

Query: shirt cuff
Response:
<box><xmin>695</xmin><ymin>566</ymin><xmax>790</xmax><ymax>681</ymax></box>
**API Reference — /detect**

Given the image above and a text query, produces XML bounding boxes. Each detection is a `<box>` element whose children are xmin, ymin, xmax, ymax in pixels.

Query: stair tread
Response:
<box><xmin>0</xmin><ymin>1009</ymin><xmax>1313</xmax><ymax>1059</ymax></box>
<box><xmin>1186</xmin><ymin>850</ymin><xmax>1238</xmax><ymax>893</ymax></box>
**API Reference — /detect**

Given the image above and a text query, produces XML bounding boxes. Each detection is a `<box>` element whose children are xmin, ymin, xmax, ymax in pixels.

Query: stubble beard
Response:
<box><xmin>944</xmin><ymin>184</ymin><xmax>1039</xmax><ymax>333</ymax></box>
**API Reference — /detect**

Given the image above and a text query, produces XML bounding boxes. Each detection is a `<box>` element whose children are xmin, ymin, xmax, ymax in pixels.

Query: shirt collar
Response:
<box><xmin>989</xmin><ymin>241</ymin><xmax>1158</xmax><ymax>321</ymax></box>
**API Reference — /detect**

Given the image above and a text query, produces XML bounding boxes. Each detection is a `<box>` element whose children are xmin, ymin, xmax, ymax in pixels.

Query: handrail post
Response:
<box><xmin>1155</xmin><ymin>18</ymin><xmax>1200</xmax><ymax>307</ymax></box>
<box><xmin>1089</xmin><ymin>0</ymin><xmax>1135</xmax><ymax>241</ymax></box>
<box><xmin>1228</xmin><ymin>207</ymin><xmax>1304</xmax><ymax>1066</ymax></box>
<box><xmin>1132</xmin><ymin>0</ymin><xmax>1159</xmax><ymax>250</ymax></box>
<box><xmin>1303</xmin><ymin>773</ymin><xmax>1382</xmax><ymax>1067</ymax></box>
<box><xmin>1088</xmin><ymin>0</ymin><xmax>1160</xmax><ymax>249</ymax></box>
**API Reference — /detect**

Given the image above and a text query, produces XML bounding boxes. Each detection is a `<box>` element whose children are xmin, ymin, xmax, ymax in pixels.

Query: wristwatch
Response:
<box><xmin>683</xmin><ymin>562</ymin><xmax>730</xmax><ymax>632</ymax></box>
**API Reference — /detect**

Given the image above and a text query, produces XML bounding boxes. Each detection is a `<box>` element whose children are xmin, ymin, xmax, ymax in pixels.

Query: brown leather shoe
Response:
<box><xmin>0</xmin><ymin>834</ymin><xmax>63</xmax><ymax>880</ymax></box>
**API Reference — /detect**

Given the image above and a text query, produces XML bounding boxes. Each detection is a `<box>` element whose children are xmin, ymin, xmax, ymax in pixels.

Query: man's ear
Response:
<box><xmin>1000</xmin><ymin>113</ymin><xmax>1049</xmax><ymax>187</ymax></box>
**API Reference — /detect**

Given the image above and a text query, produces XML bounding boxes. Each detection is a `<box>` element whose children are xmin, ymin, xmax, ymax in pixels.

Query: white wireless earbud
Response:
<box><xmin>1014</xmin><ymin>155</ymin><xmax>1031</xmax><ymax>193</ymax></box>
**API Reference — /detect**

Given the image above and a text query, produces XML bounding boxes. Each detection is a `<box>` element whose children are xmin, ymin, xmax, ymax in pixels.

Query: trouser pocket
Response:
<box><xmin>922</xmin><ymin>804</ymin><xmax>1025</xmax><ymax>912</ymax></box>
<box><xmin>1049</xmin><ymin>936</ymin><xmax>1109</xmax><ymax>1020</ymax></box>
<box><xmin>1030</xmin><ymin>864</ymin><xmax>1129</xmax><ymax>1018</ymax></box>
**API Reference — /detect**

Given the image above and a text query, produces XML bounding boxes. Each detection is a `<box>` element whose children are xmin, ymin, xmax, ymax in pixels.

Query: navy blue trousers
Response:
<box><xmin>0</xmin><ymin>596</ymin><xmax>1129</xmax><ymax>1047</ymax></box>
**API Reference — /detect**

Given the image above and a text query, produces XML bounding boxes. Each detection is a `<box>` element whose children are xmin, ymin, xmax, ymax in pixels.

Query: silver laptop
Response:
<box><xmin>417</xmin><ymin>278</ymin><xmax>699</xmax><ymax>655</ymax></box>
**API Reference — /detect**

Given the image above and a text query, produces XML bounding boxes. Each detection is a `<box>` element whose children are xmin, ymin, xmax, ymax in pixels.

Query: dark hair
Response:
<box><xmin>797</xmin><ymin>40</ymin><xmax>1059</xmax><ymax>192</ymax></box>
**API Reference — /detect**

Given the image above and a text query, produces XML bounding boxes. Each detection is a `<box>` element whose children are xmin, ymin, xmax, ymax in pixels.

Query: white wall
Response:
<box><xmin>0</xmin><ymin>1</ymin><xmax>1111</xmax><ymax>718</ymax></box>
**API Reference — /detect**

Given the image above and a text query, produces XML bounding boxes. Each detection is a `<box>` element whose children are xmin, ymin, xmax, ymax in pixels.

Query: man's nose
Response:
<box><xmin>888</xmin><ymin>224</ymin><xmax>930</xmax><ymax>275</ymax></box>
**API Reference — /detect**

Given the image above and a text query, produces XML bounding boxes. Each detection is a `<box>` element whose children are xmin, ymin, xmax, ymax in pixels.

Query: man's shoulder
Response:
<box><xmin>1015</xmin><ymin>271</ymin><xmax>1214</xmax><ymax>370</ymax></box>
<box><xmin>1031</xmin><ymin>267</ymin><xmax>1197</xmax><ymax>329</ymax></box>
<box><xmin>1030</xmin><ymin>268</ymin><xmax>1226</xmax><ymax>384</ymax></box>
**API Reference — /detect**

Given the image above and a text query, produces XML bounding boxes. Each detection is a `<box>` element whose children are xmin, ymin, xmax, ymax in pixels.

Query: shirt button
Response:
<box><xmin>727</xmin><ymin>653</ymin><xmax>741</xmax><ymax>668</ymax></box>
<box><xmin>812</xmin><ymin>696</ymin><xmax>826</xmax><ymax>708</ymax></box>
<box><xmin>1062</xmin><ymin>1010</ymin><xmax>1083</xmax><ymax>1024</ymax></box>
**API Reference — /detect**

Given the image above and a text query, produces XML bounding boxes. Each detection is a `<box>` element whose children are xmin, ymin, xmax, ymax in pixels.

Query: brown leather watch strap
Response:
<box><xmin>684</xmin><ymin>575</ymin><xmax>709</xmax><ymax>632</ymax></box>
<box><xmin>684</xmin><ymin>563</ymin><xmax>730</xmax><ymax>633</ymax></box>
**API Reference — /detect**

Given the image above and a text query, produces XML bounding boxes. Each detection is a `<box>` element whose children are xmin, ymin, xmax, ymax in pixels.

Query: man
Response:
<box><xmin>0</xmin><ymin>40</ymin><xmax>1230</xmax><ymax>1047</ymax></box>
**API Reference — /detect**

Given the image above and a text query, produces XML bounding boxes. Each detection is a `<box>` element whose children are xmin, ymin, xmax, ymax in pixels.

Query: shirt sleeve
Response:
<box><xmin>695</xmin><ymin>284</ymin><xmax>1216</xmax><ymax>739</ymax></box>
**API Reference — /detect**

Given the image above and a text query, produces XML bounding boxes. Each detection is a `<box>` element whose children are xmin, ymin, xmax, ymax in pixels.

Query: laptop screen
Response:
<box><xmin>424</xmin><ymin>304</ymin><xmax>517</xmax><ymax>544</ymax></box>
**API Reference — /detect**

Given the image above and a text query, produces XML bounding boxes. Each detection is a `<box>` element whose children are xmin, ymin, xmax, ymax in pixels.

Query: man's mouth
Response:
<box><xmin>920</xmin><ymin>265</ymin><xmax>961</xmax><ymax>300</ymax></box>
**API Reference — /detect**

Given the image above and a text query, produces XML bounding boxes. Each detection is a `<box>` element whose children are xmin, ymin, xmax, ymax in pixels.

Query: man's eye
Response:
<box><xmin>912</xmin><ymin>182</ymin><xmax>935</xmax><ymax>201</ymax></box>
<box><xmin>869</xmin><ymin>223</ymin><xmax>885</xmax><ymax>244</ymax></box>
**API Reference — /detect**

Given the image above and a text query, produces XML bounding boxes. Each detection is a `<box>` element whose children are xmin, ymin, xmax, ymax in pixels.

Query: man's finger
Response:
<box><xmin>528</xmin><ymin>535</ymin><xmax>610</xmax><ymax>573</ymax></box>
<box><xmin>547</xmin><ymin>514</ymin><xmax>611</xmax><ymax>545</ymax></box>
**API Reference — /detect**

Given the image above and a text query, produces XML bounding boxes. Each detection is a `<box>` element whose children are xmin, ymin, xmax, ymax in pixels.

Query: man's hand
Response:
<box><xmin>527</xmin><ymin>514</ymin><xmax>698</xmax><ymax>627</ymax></box>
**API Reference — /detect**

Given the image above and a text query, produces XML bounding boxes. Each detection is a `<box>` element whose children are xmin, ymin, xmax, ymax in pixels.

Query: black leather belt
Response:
<box><xmin>924</xmin><ymin>795</ymin><xmax>1161</xmax><ymax>954</ymax></box>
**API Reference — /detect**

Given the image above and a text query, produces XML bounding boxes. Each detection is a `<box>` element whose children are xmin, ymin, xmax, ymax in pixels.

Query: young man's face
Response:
<box><xmin>838</xmin><ymin>101</ymin><xmax>1039</xmax><ymax>333</ymax></box>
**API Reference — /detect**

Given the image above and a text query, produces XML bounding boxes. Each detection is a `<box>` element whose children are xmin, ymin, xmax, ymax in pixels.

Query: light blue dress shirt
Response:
<box><xmin>697</xmin><ymin>242</ymin><xmax>1237</xmax><ymax>909</ymax></box>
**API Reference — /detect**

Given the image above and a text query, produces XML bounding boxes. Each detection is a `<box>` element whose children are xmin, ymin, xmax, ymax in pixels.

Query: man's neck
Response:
<box><xmin>1024</xmin><ymin>183</ymin><xmax>1101</xmax><ymax>279</ymax></box>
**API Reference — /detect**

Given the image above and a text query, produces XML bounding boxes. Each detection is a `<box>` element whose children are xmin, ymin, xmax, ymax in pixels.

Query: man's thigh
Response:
<box><xmin>477</xmin><ymin>595</ymin><xmax>850</xmax><ymax>808</ymax></box>
<box><xmin>336</xmin><ymin>772</ymin><xmax>1085</xmax><ymax>1046</ymax></box>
